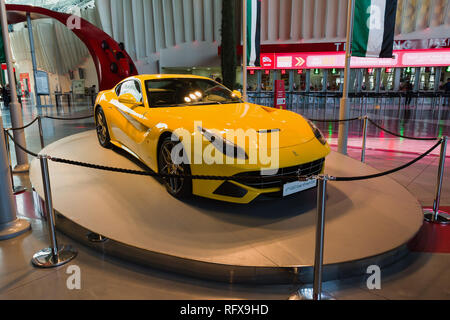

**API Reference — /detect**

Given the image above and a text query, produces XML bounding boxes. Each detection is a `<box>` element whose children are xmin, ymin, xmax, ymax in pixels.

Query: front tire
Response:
<box><xmin>95</xmin><ymin>106</ymin><xmax>112</xmax><ymax>148</ymax></box>
<box><xmin>158</xmin><ymin>137</ymin><xmax>192</xmax><ymax>199</ymax></box>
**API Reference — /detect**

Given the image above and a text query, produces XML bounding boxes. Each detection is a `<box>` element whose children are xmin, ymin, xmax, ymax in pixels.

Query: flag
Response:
<box><xmin>0</xmin><ymin>25</ymin><xmax>5</xmax><ymax>64</ymax></box>
<box><xmin>352</xmin><ymin>0</ymin><xmax>398</xmax><ymax>58</ymax></box>
<box><xmin>246</xmin><ymin>0</ymin><xmax>261</xmax><ymax>67</ymax></box>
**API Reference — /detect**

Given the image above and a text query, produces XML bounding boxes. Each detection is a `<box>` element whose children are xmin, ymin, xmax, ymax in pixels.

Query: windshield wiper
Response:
<box><xmin>153</xmin><ymin>103</ymin><xmax>187</xmax><ymax>107</ymax></box>
<box><xmin>188</xmin><ymin>101</ymin><xmax>223</xmax><ymax>106</ymax></box>
<box><xmin>153</xmin><ymin>101</ymin><xmax>226</xmax><ymax>108</ymax></box>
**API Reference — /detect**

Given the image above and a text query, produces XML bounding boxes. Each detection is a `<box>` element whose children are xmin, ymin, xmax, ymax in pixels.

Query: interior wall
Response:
<box><xmin>15</xmin><ymin>55</ymin><xmax>99</xmax><ymax>98</ymax></box>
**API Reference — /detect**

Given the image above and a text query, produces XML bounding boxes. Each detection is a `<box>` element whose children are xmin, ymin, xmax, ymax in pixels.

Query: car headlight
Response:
<box><xmin>198</xmin><ymin>127</ymin><xmax>248</xmax><ymax>160</ymax></box>
<box><xmin>306</xmin><ymin>120</ymin><xmax>327</xmax><ymax>145</ymax></box>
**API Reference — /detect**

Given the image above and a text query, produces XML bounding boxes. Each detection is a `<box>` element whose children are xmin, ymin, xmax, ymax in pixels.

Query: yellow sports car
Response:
<box><xmin>94</xmin><ymin>74</ymin><xmax>330</xmax><ymax>203</ymax></box>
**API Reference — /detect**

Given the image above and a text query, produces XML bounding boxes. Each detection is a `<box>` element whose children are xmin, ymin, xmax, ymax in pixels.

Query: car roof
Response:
<box><xmin>128</xmin><ymin>74</ymin><xmax>214</xmax><ymax>82</ymax></box>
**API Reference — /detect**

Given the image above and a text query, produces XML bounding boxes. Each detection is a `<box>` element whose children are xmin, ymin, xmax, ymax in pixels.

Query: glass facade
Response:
<box><xmin>161</xmin><ymin>65</ymin><xmax>449</xmax><ymax>95</ymax></box>
<box><xmin>243</xmin><ymin>66</ymin><xmax>448</xmax><ymax>94</ymax></box>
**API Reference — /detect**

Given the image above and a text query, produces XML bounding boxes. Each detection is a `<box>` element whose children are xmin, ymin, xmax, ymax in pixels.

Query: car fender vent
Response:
<box><xmin>257</xmin><ymin>129</ymin><xmax>280</xmax><ymax>134</ymax></box>
<box><xmin>261</xmin><ymin>106</ymin><xmax>277</xmax><ymax>113</ymax></box>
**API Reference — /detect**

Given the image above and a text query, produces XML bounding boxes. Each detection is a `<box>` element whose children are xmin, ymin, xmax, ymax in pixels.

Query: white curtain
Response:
<box><xmin>10</xmin><ymin>7</ymin><xmax>100</xmax><ymax>75</ymax></box>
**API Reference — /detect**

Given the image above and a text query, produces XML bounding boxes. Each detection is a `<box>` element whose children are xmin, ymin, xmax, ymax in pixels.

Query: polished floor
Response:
<box><xmin>0</xmin><ymin>99</ymin><xmax>449</xmax><ymax>299</ymax></box>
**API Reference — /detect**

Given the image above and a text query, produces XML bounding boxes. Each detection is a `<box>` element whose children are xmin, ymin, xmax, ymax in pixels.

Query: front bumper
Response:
<box><xmin>190</xmin><ymin>138</ymin><xmax>330</xmax><ymax>204</ymax></box>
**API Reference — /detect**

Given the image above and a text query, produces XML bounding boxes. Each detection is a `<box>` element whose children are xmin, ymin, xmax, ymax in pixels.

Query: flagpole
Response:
<box><xmin>243</xmin><ymin>0</ymin><xmax>247</xmax><ymax>100</ymax></box>
<box><xmin>337</xmin><ymin>0</ymin><xmax>355</xmax><ymax>155</ymax></box>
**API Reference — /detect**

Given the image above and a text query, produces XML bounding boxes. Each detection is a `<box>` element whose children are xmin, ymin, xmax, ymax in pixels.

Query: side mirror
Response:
<box><xmin>232</xmin><ymin>90</ymin><xmax>242</xmax><ymax>100</ymax></box>
<box><xmin>118</xmin><ymin>93</ymin><xmax>142</xmax><ymax>106</ymax></box>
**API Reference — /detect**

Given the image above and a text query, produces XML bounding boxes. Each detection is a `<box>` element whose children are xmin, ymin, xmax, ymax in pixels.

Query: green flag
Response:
<box><xmin>246</xmin><ymin>0</ymin><xmax>261</xmax><ymax>67</ymax></box>
<box><xmin>0</xmin><ymin>24</ymin><xmax>5</xmax><ymax>64</ymax></box>
<box><xmin>352</xmin><ymin>0</ymin><xmax>398</xmax><ymax>58</ymax></box>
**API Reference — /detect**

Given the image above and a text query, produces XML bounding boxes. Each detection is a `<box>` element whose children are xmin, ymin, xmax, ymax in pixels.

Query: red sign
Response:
<box><xmin>260</xmin><ymin>53</ymin><xmax>275</xmax><ymax>68</ymax></box>
<box><xmin>19</xmin><ymin>73</ymin><xmax>30</xmax><ymax>95</ymax></box>
<box><xmin>274</xmin><ymin>80</ymin><xmax>286</xmax><ymax>110</ymax></box>
<box><xmin>248</xmin><ymin>48</ymin><xmax>450</xmax><ymax>70</ymax></box>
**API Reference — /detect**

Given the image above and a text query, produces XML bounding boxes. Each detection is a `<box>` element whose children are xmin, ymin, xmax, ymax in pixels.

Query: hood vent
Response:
<box><xmin>257</xmin><ymin>129</ymin><xmax>281</xmax><ymax>134</ymax></box>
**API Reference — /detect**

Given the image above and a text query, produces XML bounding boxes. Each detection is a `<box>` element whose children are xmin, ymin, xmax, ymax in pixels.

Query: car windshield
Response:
<box><xmin>145</xmin><ymin>78</ymin><xmax>242</xmax><ymax>107</ymax></box>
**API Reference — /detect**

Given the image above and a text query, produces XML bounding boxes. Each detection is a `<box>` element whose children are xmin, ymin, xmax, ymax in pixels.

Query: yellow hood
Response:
<box><xmin>150</xmin><ymin>103</ymin><xmax>316</xmax><ymax>149</ymax></box>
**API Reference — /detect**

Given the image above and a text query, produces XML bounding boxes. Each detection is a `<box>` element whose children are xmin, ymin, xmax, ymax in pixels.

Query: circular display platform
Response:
<box><xmin>30</xmin><ymin>131</ymin><xmax>424</xmax><ymax>284</ymax></box>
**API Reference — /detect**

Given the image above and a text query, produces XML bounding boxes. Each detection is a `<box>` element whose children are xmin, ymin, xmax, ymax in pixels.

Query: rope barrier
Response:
<box><xmin>333</xmin><ymin>139</ymin><xmax>443</xmax><ymax>182</ymax></box>
<box><xmin>43</xmin><ymin>139</ymin><xmax>444</xmax><ymax>184</ymax></box>
<box><xmin>6</xmin><ymin>117</ymin><xmax>39</xmax><ymax>131</ymax></box>
<box><xmin>3</xmin><ymin>114</ymin><xmax>444</xmax><ymax>184</ymax></box>
<box><xmin>309</xmin><ymin>117</ymin><xmax>362</xmax><ymax>123</ymax></box>
<box><xmin>5</xmin><ymin>130</ymin><xmax>39</xmax><ymax>158</ymax></box>
<box><xmin>42</xmin><ymin>114</ymin><xmax>94</xmax><ymax>121</ymax></box>
<box><xmin>6</xmin><ymin>114</ymin><xmax>94</xmax><ymax>131</ymax></box>
<box><xmin>5</xmin><ymin>124</ymin><xmax>443</xmax><ymax>185</ymax></box>
<box><xmin>368</xmin><ymin>118</ymin><xmax>440</xmax><ymax>141</ymax></box>
<box><xmin>48</xmin><ymin>156</ymin><xmax>313</xmax><ymax>183</ymax></box>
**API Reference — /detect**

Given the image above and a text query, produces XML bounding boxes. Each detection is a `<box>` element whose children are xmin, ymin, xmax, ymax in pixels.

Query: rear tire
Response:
<box><xmin>95</xmin><ymin>106</ymin><xmax>112</xmax><ymax>149</ymax></box>
<box><xmin>158</xmin><ymin>137</ymin><xmax>192</xmax><ymax>199</ymax></box>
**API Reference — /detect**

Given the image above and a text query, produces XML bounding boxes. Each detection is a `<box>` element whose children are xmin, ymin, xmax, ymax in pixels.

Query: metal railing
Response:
<box><xmin>247</xmin><ymin>91</ymin><xmax>450</xmax><ymax>111</ymax></box>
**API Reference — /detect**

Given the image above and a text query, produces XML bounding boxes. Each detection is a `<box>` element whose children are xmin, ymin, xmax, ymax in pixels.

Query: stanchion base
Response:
<box><xmin>87</xmin><ymin>232</ymin><xmax>108</xmax><ymax>243</ymax></box>
<box><xmin>288</xmin><ymin>287</ymin><xmax>335</xmax><ymax>300</ymax></box>
<box><xmin>13</xmin><ymin>163</ymin><xmax>30</xmax><ymax>174</ymax></box>
<box><xmin>424</xmin><ymin>209</ymin><xmax>450</xmax><ymax>225</ymax></box>
<box><xmin>0</xmin><ymin>218</ymin><xmax>31</xmax><ymax>240</ymax></box>
<box><xmin>13</xmin><ymin>186</ymin><xmax>27</xmax><ymax>195</ymax></box>
<box><xmin>31</xmin><ymin>245</ymin><xmax>77</xmax><ymax>268</ymax></box>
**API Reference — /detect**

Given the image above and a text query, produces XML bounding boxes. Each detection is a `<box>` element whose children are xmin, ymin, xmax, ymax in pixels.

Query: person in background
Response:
<box><xmin>2</xmin><ymin>84</ymin><xmax>11</xmax><ymax>108</ymax></box>
<box><xmin>404</xmin><ymin>80</ymin><xmax>413</xmax><ymax>107</ymax></box>
<box><xmin>16</xmin><ymin>83</ymin><xmax>23</xmax><ymax>106</ymax></box>
<box><xmin>444</xmin><ymin>78</ymin><xmax>450</xmax><ymax>106</ymax></box>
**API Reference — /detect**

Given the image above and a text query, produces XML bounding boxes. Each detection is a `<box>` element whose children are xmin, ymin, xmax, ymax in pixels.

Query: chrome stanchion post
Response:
<box><xmin>3</xmin><ymin>130</ymin><xmax>26</xmax><ymax>194</ymax></box>
<box><xmin>361</xmin><ymin>116</ymin><xmax>368</xmax><ymax>163</ymax></box>
<box><xmin>424</xmin><ymin>136</ymin><xmax>449</xmax><ymax>224</ymax></box>
<box><xmin>32</xmin><ymin>155</ymin><xmax>77</xmax><ymax>268</ymax></box>
<box><xmin>313</xmin><ymin>175</ymin><xmax>327</xmax><ymax>300</ymax></box>
<box><xmin>37</xmin><ymin>116</ymin><xmax>45</xmax><ymax>149</ymax></box>
<box><xmin>3</xmin><ymin>130</ymin><xmax>14</xmax><ymax>191</ymax></box>
<box><xmin>291</xmin><ymin>175</ymin><xmax>334</xmax><ymax>301</ymax></box>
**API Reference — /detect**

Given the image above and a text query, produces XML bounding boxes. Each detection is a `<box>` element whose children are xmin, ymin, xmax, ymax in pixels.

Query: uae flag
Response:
<box><xmin>352</xmin><ymin>0</ymin><xmax>398</xmax><ymax>58</ymax></box>
<box><xmin>0</xmin><ymin>25</ymin><xmax>5</xmax><ymax>63</ymax></box>
<box><xmin>246</xmin><ymin>0</ymin><xmax>261</xmax><ymax>67</ymax></box>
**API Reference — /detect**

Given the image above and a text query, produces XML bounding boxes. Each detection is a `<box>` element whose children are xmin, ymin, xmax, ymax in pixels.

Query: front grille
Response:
<box><xmin>233</xmin><ymin>158</ymin><xmax>325</xmax><ymax>189</ymax></box>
